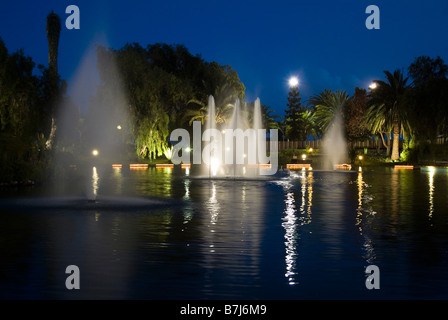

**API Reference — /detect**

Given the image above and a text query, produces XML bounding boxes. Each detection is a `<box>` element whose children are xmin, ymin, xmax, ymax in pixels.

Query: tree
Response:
<box><xmin>95</xmin><ymin>44</ymin><xmax>170</xmax><ymax>160</ymax></box>
<box><xmin>261</xmin><ymin>104</ymin><xmax>280</xmax><ymax>129</ymax></box>
<box><xmin>0</xmin><ymin>38</ymin><xmax>48</xmax><ymax>182</ymax></box>
<box><xmin>364</xmin><ymin>102</ymin><xmax>392</xmax><ymax>156</ymax></box>
<box><xmin>0</xmin><ymin>44</ymin><xmax>36</xmax><ymax>137</ymax></box>
<box><xmin>145</xmin><ymin>44</ymin><xmax>245</xmax><ymax>130</ymax></box>
<box><xmin>186</xmin><ymin>81</ymin><xmax>242</xmax><ymax>127</ymax></box>
<box><xmin>135</xmin><ymin>109</ymin><xmax>170</xmax><ymax>159</ymax></box>
<box><xmin>345</xmin><ymin>88</ymin><xmax>370</xmax><ymax>143</ymax></box>
<box><xmin>310</xmin><ymin>89</ymin><xmax>351</xmax><ymax>134</ymax></box>
<box><xmin>45</xmin><ymin>11</ymin><xmax>61</xmax><ymax>150</ymax></box>
<box><xmin>284</xmin><ymin>84</ymin><xmax>305</xmax><ymax>140</ymax></box>
<box><xmin>366</xmin><ymin>70</ymin><xmax>412</xmax><ymax>161</ymax></box>
<box><xmin>408</xmin><ymin>56</ymin><xmax>447</xmax><ymax>87</ymax></box>
<box><xmin>92</xmin><ymin>41</ymin><xmax>248</xmax><ymax>160</ymax></box>
<box><xmin>407</xmin><ymin>56</ymin><xmax>448</xmax><ymax>142</ymax></box>
<box><xmin>300</xmin><ymin>109</ymin><xmax>319</xmax><ymax>140</ymax></box>
<box><xmin>183</xmin><ymin>62</ymin><xmax>245</xmax><ymax>128</ymax></box>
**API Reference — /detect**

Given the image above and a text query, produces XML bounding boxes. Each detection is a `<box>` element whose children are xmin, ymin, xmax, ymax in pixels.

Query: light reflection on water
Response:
<box><xmin>355</xmin><ymin>170</ymin><xmax>376</xmax><ymax>264</ymax></box>
<box><xmin>279</xmin><ymin>170</ymin><xmax>313</xmax><ymax>285</ymax></box>
<box><xmin>428</xmin><ymin>168</ymin><xmax>435</xmax><ymax>222</ymax></box>
<box><xmin>1</xmin><ymin>166</ymin><xmax>448</xmax><ymax>299</ymax></box>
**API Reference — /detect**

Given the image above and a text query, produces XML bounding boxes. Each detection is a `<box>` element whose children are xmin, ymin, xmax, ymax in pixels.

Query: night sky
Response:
<box><xmin>1</xmin><ymin>0</ymin><xmax>447</xmax><ymax>116</ymax></box>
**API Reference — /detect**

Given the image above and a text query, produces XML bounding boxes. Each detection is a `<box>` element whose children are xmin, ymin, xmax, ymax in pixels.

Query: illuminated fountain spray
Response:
<box><xmin>55</xmin><ymin>38</ymin><xmax>130</xmax><ymax>202</ymax></box>
<box><xmin>321</xmin><ymin>112</ymin><xmax>349</xmax><ymax>170</ymax></box>
<box><xmin>87</xmin><ymin>166</ymin><xmax>99</xmax><ymax>203</ymax></box>
<box><xmin>201</xmin><ymin>96</ymin><xmax>274</xmax><ymax>178</ymax></box>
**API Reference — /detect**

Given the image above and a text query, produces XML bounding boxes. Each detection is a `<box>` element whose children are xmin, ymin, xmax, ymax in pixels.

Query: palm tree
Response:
<box><xmin>364</xmin><ymin>103</ymin><xmax>392</xmax><ymax>156</ymax></box>
<box><xmin>261</xmin><ymin>104</ymin><xmax>280</xmax><ymax>129</ymax></box>
<box><xmin>301</xmin><ymin>109</ymin><xmax>320</xmax><ymax>140</ymax></box>
<box><xmin>45</xmin><ymin>11</ymin><xmax>61</xmax><ymax>150</ymax></box>
<box><xmin>185</xmin><ymin>82</ymin><xmax>238</xmax><ymax>126</ymax></box>
<box><xmin>185</xmin><ymin>97</ymin><xmax>235</xmax><ymax>126</ymax></box>
<box><xmin>366</xmin><ymin>70</ymin><xmax>412</xmax><ymax>161</ymax></box>
<box><xmin>47</xmin><ymin>11</ymin><xmax>61</xmax><ymax>77</ymax></box>
<box><xmin>310</xmin><ymin>89</ymin><xmax>351</xmax><ymax>133</ymax></box>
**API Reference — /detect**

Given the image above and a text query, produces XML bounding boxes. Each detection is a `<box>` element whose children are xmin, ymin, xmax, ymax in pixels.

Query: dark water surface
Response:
<box><xmin>1</xmin><ymin>166</ymin><xmax>447</xmax><ymax>299</ymax></box>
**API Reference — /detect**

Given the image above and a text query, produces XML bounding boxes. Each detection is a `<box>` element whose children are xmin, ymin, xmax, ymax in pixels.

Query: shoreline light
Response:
<box><xmin>286</xmin><ymin>163</ymin><xmax>311</xmax><ymax>170</ymax></box>
<box><xmin>335</xmin><ymin>164</ymin><xmax>352</xmax><ymax>170</ymax></box>
<box><xmin>394</xmin><ymin>165</ymin><xmax>414</xmax><ymax>170</ymax></box>
<box><xmin>155</xmin><ymin>164</ymin><xmax>174</xmax><ymax>169</ymax></box>
<box><xmin>130</xmin><ymin>164</ymin><xmax>149</xmax><ymax>170</ymax></box>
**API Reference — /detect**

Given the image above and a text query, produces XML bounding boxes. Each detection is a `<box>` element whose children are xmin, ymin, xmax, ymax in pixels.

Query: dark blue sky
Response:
<box><xmin>1</xmin><ymin>0</ymin><xmax>447</xmax><ymax>116</ymax></box>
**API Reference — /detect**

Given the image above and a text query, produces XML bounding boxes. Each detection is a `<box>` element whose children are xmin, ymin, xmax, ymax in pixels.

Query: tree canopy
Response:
<box><xmin>94</xmin><ymin>42</ymin><xmax>247</xmax><ymax>160</ymax></box>
<box><xmin>0</xmin><ymin>37</ymin><xmax>50</xmax><ymax>182</ymax></box>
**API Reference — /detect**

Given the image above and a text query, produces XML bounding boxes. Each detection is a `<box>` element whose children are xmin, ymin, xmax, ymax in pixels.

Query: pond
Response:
<box><xmin>1</xmin><ymin>165</ymin><xmax>447</xmax><ymax>299</ymax></box>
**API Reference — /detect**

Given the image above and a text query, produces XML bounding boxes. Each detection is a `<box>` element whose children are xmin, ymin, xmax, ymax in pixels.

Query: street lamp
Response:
<box><xmin>289</xmin><ymin>76</ymin><xmax>299</xmax><ymax>88</ymax></box>
<box><xmin>369</xmin><ymin>82</ymin><xmax>377</xmax><ymax>90</ymax></box>
<box><xmin>92</xmin><ymin>149</ymin><xmax>99</xmax><ymax>156</ymax></box>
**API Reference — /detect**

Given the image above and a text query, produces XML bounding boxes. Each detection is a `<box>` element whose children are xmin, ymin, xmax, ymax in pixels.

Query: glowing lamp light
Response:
<box><xmin>309</xmin><ymin>148</ymin><xmax>313</xmax><ymax>152</ymax></box>
<box><xmin>185</xmin><ymin>147</ymin><xmax>191</xmax><ymax>153</ymax></box>
<box><xmin>92</xmin><ymin>149</ymin><xmax>99</xmax><ymax>156</ymax></box>
<box><xmin>302</xmin><ymin>154</ymin><xmax>307</xmax><ymax>160</ymax></box>
<box><xmin>117</xmin><ymin>125</ymin><xmax>122</xmax><ymax>130</ymax></box>
<box><xmin>289</xmin><ymin>76</ymin><xmax>299</xmax><ymax>88</ymax></box>
<box><xmin>369</xmin><ymin>82</ymin><xmax>377</xmax><ymax>90</ymax></box>
<box><xmin>358</xmin><ymin>155</ymin><xmax>363</xmax><ymax>160</ymax></box>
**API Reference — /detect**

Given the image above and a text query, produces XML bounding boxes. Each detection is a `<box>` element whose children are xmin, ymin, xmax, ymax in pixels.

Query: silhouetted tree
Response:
<box><xmin>0</xmin><ymin>38</ymin><xmax>48</xmax><ymax>182</ymax></box>
<box><xmin>407</xmin><ymin>56</ymin><xmax>448</xmax><ymax>142</ymax></box>
<box><xmin>408</xmin><ymin>56</ymin><xmax>447</xmax><ymax>87</ymax></box>
<box><xmin>45</xmin><ymin>11</ymin><xmax>61</xmax><ymax>150</ymax></box>
<box><xmin>285</xmin><ymin>85</ymin><xmax>306</xmax><ymax>140</ymax></box>
<box><xmin>345</xmin><ymin>87</ymin><xmax>370</xmax><ymax>143</ymax></box>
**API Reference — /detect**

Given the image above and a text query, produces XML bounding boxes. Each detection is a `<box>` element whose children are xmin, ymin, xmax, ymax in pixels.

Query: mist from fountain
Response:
<box><xmin>321</xmin><ymin>112</ymin><xmax>348</xmax><ymax>170</ymax></box>
<box><xmin>54</xmin><ymin>39</ymin><xmax>130</xmax><ymax>202</ymax></box>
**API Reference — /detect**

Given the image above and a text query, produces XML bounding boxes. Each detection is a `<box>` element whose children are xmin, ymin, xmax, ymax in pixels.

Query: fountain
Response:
<box><xmin>25</xmin><ymin>40</ymin><xmax>176</xmax><ymax>210</ymax></box>
<box><xmin>53</xmin><ymin>40</ymin><xmax>130</xmax><ymax>202</ymax></box>
<box><xmin>321</xmin><ymin>112</ymin><xmax>350</xmax><ymax>171</ymax></box>
<box><xmin>197</xmin><ymin>96</ymin><xmax>282</xmax><ymax>180</ymax></box>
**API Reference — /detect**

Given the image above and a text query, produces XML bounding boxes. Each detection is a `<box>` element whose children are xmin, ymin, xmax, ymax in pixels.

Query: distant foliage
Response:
<box><xmin>0</xmin><ymin>38</ymin><xmax>50</xmax><ymax>182</ymax></box>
